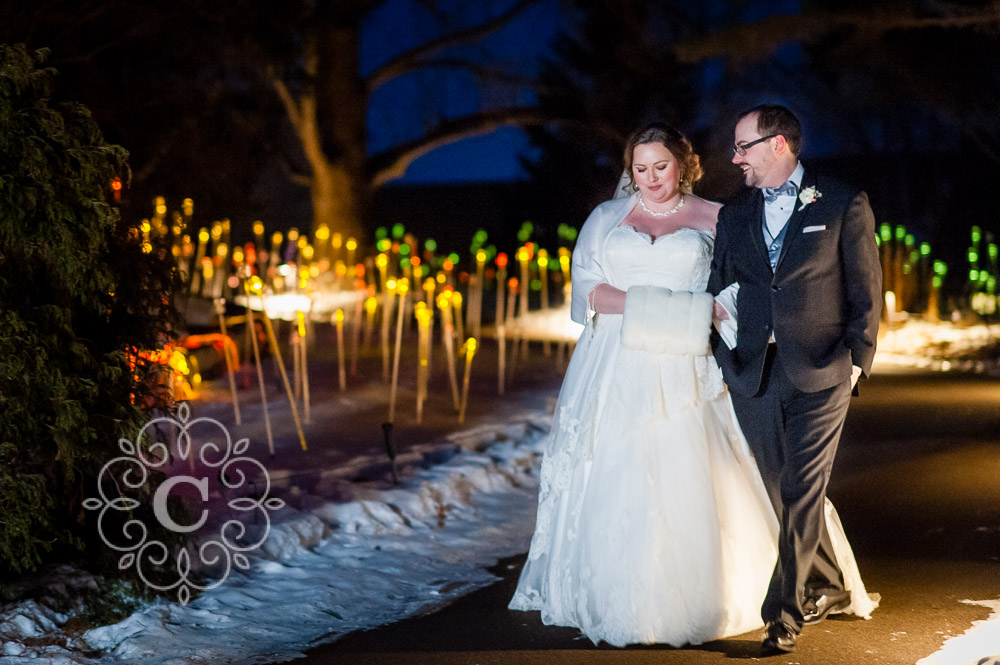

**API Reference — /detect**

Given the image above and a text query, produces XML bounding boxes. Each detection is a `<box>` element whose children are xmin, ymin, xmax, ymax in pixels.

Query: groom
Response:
<box><xmin>708</xmin><ymin>105</ymin><xmax>881</xmax><ymax>654</ymax></box>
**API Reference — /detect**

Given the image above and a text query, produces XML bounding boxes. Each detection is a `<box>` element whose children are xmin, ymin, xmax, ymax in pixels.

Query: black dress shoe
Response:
<box><xmin>802</xmin><ymin>591</ymin><xmax>851</xmax><ymax>626</ymax></box>
<box><xmin>762</xmin><ymin>621</ymin><xmax>797</xmax><ymax>654</ymax></box>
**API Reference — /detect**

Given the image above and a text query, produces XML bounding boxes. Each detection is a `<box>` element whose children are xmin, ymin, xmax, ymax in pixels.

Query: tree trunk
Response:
<box><xmin>314</xmin><ymin>0</ymin><xmax>367</xmax><ymax>241</ymax></box>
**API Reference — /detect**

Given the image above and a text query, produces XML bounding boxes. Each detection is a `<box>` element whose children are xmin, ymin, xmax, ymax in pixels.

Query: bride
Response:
<box><xmin>508</xmin><ymin>123</ymin><xmax>876</xmax><ymax>647</ymax></box>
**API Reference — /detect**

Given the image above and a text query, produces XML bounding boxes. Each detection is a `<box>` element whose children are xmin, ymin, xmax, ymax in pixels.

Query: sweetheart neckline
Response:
<box><xmin>616</xmin><ymin>224</ymin><xmax>715</xmax><ymax>245</ymax></box>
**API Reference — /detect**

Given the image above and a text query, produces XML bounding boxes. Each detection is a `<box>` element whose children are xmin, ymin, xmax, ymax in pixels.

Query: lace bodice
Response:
<box><xmin>606</xmin><ymin>225</ymin><xmax>714</xmax><ymax>293</ymax></box>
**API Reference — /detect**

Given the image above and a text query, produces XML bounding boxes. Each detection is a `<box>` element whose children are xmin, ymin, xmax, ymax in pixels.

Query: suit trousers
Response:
<box><xmin>729</xmin><ymin>344</ymin><xmax>852</xmax><ymax>632</ymax></box>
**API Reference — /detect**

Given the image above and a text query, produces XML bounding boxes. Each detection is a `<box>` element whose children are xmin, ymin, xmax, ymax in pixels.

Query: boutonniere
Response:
<box><xmin>797</xmin><ymin>186</ymin><xmax>822</xmax><ymax>211</ymax></box>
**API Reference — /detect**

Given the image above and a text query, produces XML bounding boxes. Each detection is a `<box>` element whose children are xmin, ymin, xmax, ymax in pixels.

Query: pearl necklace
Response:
<box><xmin>638</xmin><ymin>192</ymin><xmax>685</xmax><ymax>216</ymax></box>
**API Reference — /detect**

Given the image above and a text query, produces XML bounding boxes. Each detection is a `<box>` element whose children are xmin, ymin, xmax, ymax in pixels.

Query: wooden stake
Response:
<box><xmin>458</xmin><ymin>337</ymin><xmax>478</xmax><ymax>424</ymax></box>
<box><xmin>244</xmin><ymin>278</ymin><xmax>274</xmax><ymax>455</ymax></box>
<box><xmin>255</xmin><ymin>283</ymin><xmax>308</xmax><ymax>452</ymax></box>
<box><xmin>214</xmin><ymin>297</ymin><xmax>241</xmax><ymax>425</ymax></box>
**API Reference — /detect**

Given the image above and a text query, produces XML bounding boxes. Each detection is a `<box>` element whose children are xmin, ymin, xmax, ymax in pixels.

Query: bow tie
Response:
<box><xmin>763</xmin><ymin>182</ymin><xmax>797</xmax><ymax>204</ymax></box>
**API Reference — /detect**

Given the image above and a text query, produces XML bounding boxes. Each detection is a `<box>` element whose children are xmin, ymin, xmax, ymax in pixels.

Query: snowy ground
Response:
<box><xmin>0</xmin><ymin>408</ymin><xmax>554</xmax><ymax>664</ymax></box>
<box><xmin>2</xmin><ymin>315</ymin><xmax>999</xmax><ymax>664</ymax></box>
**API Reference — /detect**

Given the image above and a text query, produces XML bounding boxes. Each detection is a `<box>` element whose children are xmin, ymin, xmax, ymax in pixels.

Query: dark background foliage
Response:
<box><xmin>0</xmin><ymin>44</ymin><xmax>177</xmax><ymax>574</ymax></box>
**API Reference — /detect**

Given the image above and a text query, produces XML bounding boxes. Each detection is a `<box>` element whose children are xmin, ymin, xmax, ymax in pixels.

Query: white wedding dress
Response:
<box><xmin>509</xmin><ymin>225</ymin><xmax>876</xmax><ymax>647</ymax></box>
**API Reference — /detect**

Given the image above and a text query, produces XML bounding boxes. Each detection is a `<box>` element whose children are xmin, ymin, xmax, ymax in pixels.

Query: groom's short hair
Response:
<box><xmin>740</xmin><ymin>104</ymin><xmax>803</xmax><ymax>157</ymax></box>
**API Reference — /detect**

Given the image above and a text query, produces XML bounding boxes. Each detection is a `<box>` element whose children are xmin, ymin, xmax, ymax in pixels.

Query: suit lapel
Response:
<box><xmin>747</xmin><ymin>191</ymin><xmax>771</xmax><ymax>270</ymax></box>
<box><xmin>774</xmin><ymin>170</ymin><xmax>818</xmax><ymax>273</ymax></box>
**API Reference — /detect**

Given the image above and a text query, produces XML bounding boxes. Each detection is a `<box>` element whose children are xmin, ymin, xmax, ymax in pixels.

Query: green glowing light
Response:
<box><xmin>932</xmin><ymin>276</ymin><xmax>942</xmax><ymax>289</ymax></box>
<box><xmin>424</xmin><ymin>238</ymin><xmax>437</xmax><ymax>252</ymax></box>
<box><xmin>376</xmin><ymin>238</ymin><xmax>391</xmax><ymax>252</ymax></box>
<box><xmin>398</xmin><ymin>243</ymin><xmax>410</xmax><ymax>256</ymax></box>
<box><xmin>972</xmin><ymin>226</ymin><xmax>982</xmax><ymax>244</ymax></box>
<box><xmin>920</xmin><ymin>242</ymin><xmax>931</xmax><ymax>256</ymax></box>
<box><xmin>879</xmin><ymin>224</ymin><xmax>892</xmax><ymax>242</ymax></box>
<box><xmin>517</xmin><ymin>221</ymin><xmax>534</xmax><ymax>243</ymax></box>
<box><xmin>905</xmin><ymin>233</ymin><xmax>915</xmax><ymax>246</ymax></box>
<box><xmin>970</xmin><ymin>269</ymin><xmax>980</xmax><ymax>281</ymax></box>
<box><xmin>448</xmin><ymin>252</ymin><xmax>460</xmax><ymax>265</ymax></box>
<box><xmin>894</xmin><ymin>225</ymin><xmax>906</xmax><ymax>241</ymax></box>
<box><xmin>392</xmin><ymin>223</ymin><xmax>405</xmax><ymax>239</ymax></box>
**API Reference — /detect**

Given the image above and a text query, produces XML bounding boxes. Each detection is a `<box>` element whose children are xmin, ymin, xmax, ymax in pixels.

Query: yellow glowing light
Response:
<box><xmin>452</xmin><ymin>291</ymin><xmax>463</xmax><ymax>307</ymax></box>
<box><xmin>140</xmin><ymin>220</ymin><xmax>151</xmax><ymax>234</ymax></box>
<box><xmin>288</xmin><ymin>228</ymin><xmax>300</xmax><ymax>242</ymax></box>
<box><xmin>436</xmin><ymin>272</ymin><xmax>446</xmax><ymax>284</ymax></box>
<box><xmin>297</xmin><ymin>237</ymin><xmax>308</xmax><ymax>250</ymax></box>
<box><xmin>198</xmin><ymin>229</ymin><xmax>210</xmax><ymax>243</ymax></box>
<box><xmin>332</xmin><ymin>233</ymin><xmax>343</xmax><ymax>249</ymax></box>
<box><xmin>365</xmin><ymin>296</ymin><xmax>378</xmax><ymax>314</ymax></box>
<box><xmin>387</xmin><ymin>278</ymin><xmax>397</xmax><ymax>291</ymax></box>
<box><xmin>249</xmin><ymin>276</ymin><xmax>264</xmax><ymax>293</ymax></box>
<box><xmin>346</xmin><ymin>238</ymin><xmax>358</xmax><ymax>251</ymax></box>
<box><xmin>310</xmin><ymin>264</ymin><xmax>320</xmax><ymax>278</ymax></box>
<box><xmin>335</xmin><ymin>308</ymin><xmax>345</xmax><ymax>323</ymax></box>
<box><xmin>476</xmin><ymin>249</ymin><xmax>487</xmax><ymax>264</ymax></box>
<box><xmin>397</xmin><ymin>277</ymin><xmax>410</xmax><ymax>294</ymax></box>
<box><xmin>183</xmin><ymin>198</ymin><xmax>194</xmax><ymax>216</ymax></box>
<box><xmin>335</xmin><ymin>261</ymin><xmax>347</xmax><ymax>276</ymax></box>
<box><xmin>141</xmin><ymin>242</ymin><xmax>152</xmax><ymax>254</ymax></box>
<box><xmin>211</xmin><ymin>224</ymin><xmax>223</xmax><ymax>241</ymax></box>
<box><xmin>302</xmin><ymin>245</ymin><xmax>314</xmax><ymax>260</ymax></box>
<box><xmin>232</xmin><ymin>248</ymin><xmax>245</xmax><ymax>264</ymax></box>
<box><xmin>376</xmin><ymin>253</ymin><xmax>388</xmax><ymax>268</ymax></box>
<box><xmin>315</xmin><ymin>224</ymin><xmax>330</xmax><ymax>241</ymax></box>
<box><xmin>253</xmin><ymin>221</ymin><xmax>265</xmax><ymax>236</ymax></box>
<box><xmin>271</xmin><ymin>231</ymin><xmax>283</xmax><ymax>245</ymax></box>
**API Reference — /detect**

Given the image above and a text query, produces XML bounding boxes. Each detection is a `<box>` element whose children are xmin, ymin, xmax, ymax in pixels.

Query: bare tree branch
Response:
<box><xmin>401</xmin><ymin>57</ymin><xmax>547</xmax><ymax>90</ymax></box>
<box><xmin>269</xmin><ymin>65</ymin><xmax>303</xmax><ymax>134</ymax></box>
<box><xmin>365</xmin><ymin>0</ymin><xmax>541</xmax><ymax>94</ymax></box>
<box><xmin>369</xmin><ymin>107</ymin><xmax>619</xmax><ymax>187</ymax></box>
<box><xmin>675</xmin><ymin>5</ymin><xmax>1000</xmax><ymax>63</ymax></box>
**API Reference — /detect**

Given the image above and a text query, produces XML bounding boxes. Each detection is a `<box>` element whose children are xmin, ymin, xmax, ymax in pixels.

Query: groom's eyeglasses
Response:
<box><xmin>733</xmin><ymin>134</ymin><xmax>777</xmax><ymax>156</ymax></box>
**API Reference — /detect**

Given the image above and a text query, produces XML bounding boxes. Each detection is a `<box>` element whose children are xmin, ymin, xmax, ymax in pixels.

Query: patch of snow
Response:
<box><xmin>916</xmin><ymin>599</ymin><xmax>1000</xmax><ymax>665</ymax></box>
<box><xmin>0</xmin><ymin>413</ymin><xmax>551</xmax><ymax>664</ymax></box>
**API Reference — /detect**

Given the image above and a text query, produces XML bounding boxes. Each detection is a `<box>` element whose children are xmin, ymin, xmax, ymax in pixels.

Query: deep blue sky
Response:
<box><xmin>363</xmin><ymin>0</ymin><xmax>562</xmax><ymax>183</ymax></box>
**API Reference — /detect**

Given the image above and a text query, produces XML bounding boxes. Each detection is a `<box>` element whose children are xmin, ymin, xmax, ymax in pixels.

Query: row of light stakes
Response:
<box><xmin>143</xmin><ymin>198</ymin><xmax>583</xmax><ymax>469</ymax></box>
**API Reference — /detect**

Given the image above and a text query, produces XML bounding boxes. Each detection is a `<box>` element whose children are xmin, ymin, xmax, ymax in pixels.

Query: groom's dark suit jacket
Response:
<box><xmin>709</xmin><ymin>169</ymin><xmax>882</xmax><ymax>396</ymax></box>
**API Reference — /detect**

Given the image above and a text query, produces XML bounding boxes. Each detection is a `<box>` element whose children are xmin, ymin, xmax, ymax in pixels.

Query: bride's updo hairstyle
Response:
<box><xmin>623</xmin><ymin>123</ymin><xmax>704</xmax><ymax>195</ymax></box>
